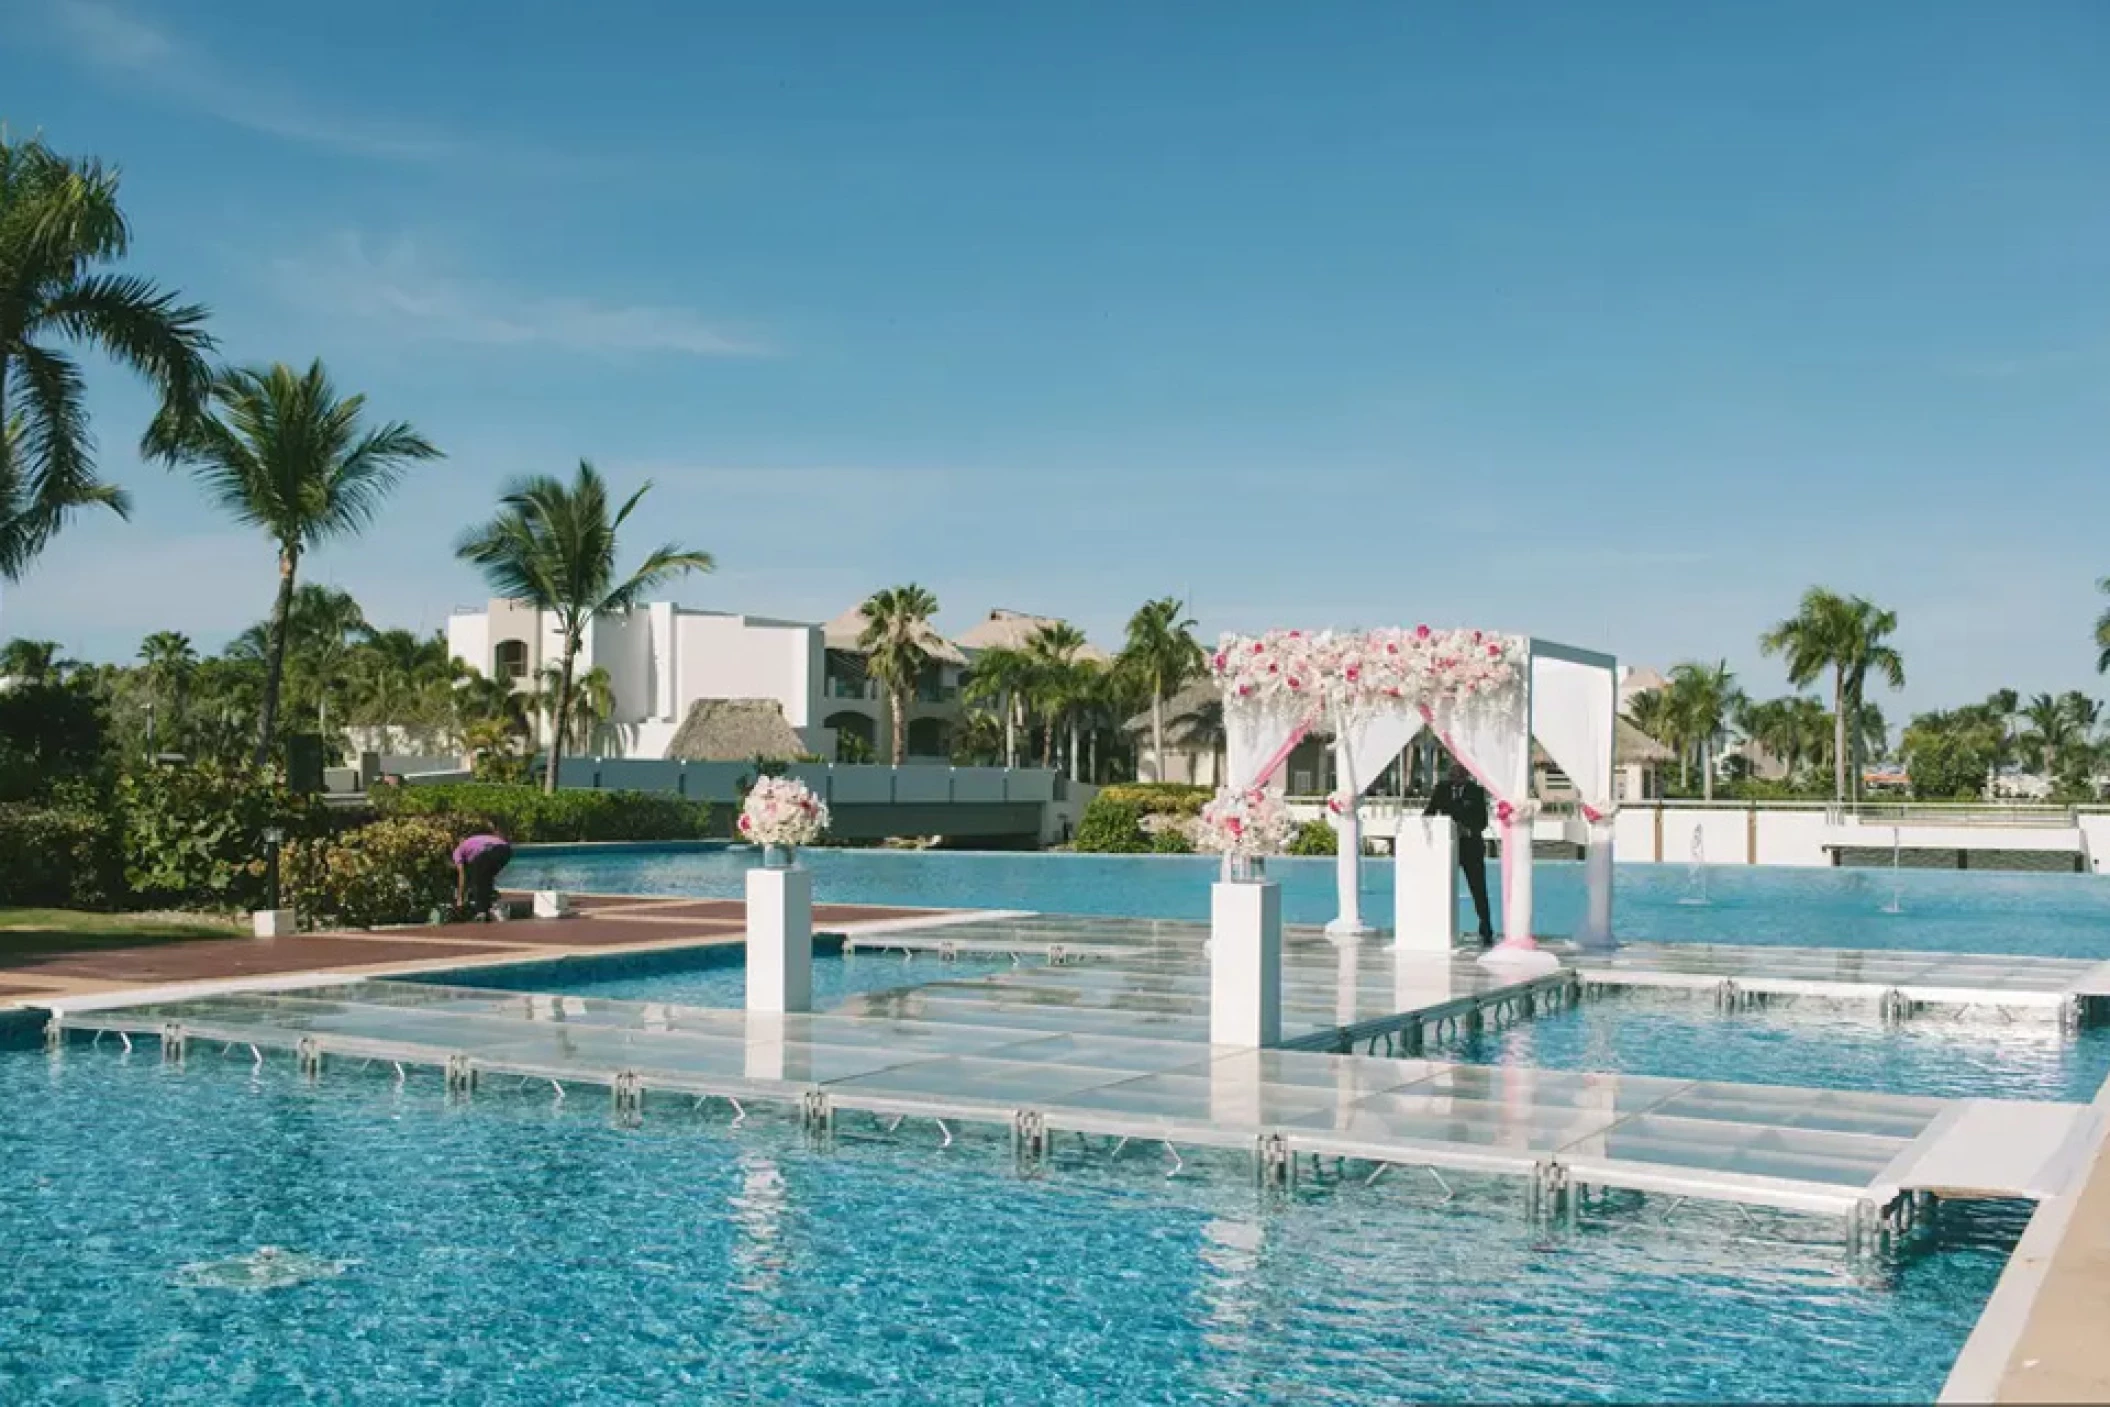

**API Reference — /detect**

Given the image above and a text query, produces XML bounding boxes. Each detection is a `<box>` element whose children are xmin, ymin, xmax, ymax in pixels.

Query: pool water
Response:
<box><xmin>507</xmin><ymin>848</ymin><xmax>2110</xmax><ymax>958</ymax></box>
<box><xmin>0</xmin><ymin>1035</ymin><xmax>2028</xmax><ymax>1405</ymax></box>
<box><xmin>1442</xmin><ymin>992</ymin><xmax>2110</xmax><ymax>1103</ymax></box>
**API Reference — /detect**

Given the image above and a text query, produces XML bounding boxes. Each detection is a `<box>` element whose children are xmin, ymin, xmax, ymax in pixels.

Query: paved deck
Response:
<box><xmin>0</xmin><ymin>895</ymin><xmax>951</xmax><ymax>1003</ymax></box>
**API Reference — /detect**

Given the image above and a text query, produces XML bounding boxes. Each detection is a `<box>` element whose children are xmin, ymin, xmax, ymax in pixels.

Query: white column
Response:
<box><xmin>1210</xmin><ymin>879</ymin><xmax>1282</xmax><ymax>1048</ymax></box>
<box><xmin>1392</xmin><ymin>813</ymin><xmax>1457</xmax><ymax>953</ymax></box>
<box><xmin>1332</xmin><ymin>930</ymin><xmax>1364</xmax><ymax>1028</ymax></box>
<box><xmin>746</xmin><ymin>866</ymin><xmax>812</xmax><ymax>1014</ymax></box>
<box><xmin>1325</xmin><ymin>740</ymin><xmax>1373</xmax><ymax>937</ymax></box>
<box><xmin>1576</xmin><ymin>817</ymin><xmax>1616</xmax><ymax>950</ymax></box>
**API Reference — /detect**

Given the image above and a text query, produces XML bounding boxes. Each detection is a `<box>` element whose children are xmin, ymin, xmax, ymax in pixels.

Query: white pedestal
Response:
<box><xmin>745</xmin><ymin>866</ymin><xmax>812</xmax><ymax>1015</ymax></box>
<box><xmin>1210</xmin><ymin>880</ymin><xmax>1282</xmax><ymax>1048</ymax></box>
<box><xmin>532</xmin><ymin>890</ymin><xmax>572</xmax><ymax>919</ymax></box>
<box><xmin>251</xmin><ymin>908</ymin><xmax>296</xmax><ymax>938</ymax></box>
<box><xmin>1392</xmin><ymin>815</ymin><xmax>1458</xmax><ymax>953</ymax></box>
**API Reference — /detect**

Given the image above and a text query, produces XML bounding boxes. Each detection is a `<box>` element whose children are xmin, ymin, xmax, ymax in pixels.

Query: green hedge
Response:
<box><xmin>0</xmin><ymin>803</ymin><xmax>123</xmax><ymax>909</ymax></box>
<box><xmin>1288</xmin><ymin>819</ymin><xmax>1338</xmax><ymax>856</ymax></box>
<box><xmin>1073</xmin><ymin>797</ymin><xmax>1150</xmax><ymax>853</ymax></box>
<box><xmin>1094</xmin><ymin>783</ymin><xmax>1213</xmax><ymax>817</ymax></box>
<box><xmin>371</xmin><ymin>782</ymin><xmax>711</xmax><ymax>842</ymax></box>
<box><xmin>286</xmin><ymin>816</ymin><xmax>461</xmax><ymax>929</ymax></box>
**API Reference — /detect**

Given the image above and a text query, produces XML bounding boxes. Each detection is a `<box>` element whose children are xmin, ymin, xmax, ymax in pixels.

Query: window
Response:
<box><xmin>494</xmin><ymin>639</ymin><xmax>529</xmax><ymax>681</ymax></box>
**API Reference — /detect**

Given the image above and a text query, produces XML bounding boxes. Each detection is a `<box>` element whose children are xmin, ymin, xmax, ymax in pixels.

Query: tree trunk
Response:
<box><xmin>1833</xmin><ymin>671</ymin><xmax>1849</xmax><ymax>803</ymax></box>
<box><xmin>1003</xmin><ymin>691</ymin><xmax>1018</xmax><ymax>769</ymax></box>
<box><xmin>890</xmin><ymin>686</ymin><xmax>907</xmax><ymax>765</ymax></box>
<box><xmin>1702</xmin><ymin>738</ymin><xmax>1714</xmax><ymax>802</ymax></box>
<box><xmin>254</xmin><ymin>545</ymin><xmax>300</xmax><ymax>768</ymax></box>
<box><xmin>1041</xmin><ymin>714</ymin><xmax>1055</xmax><ymax>769</ymax></box>
<box><xmin>1069</xmin><ymin>721</ymin><xmax>1081</xmax><ymax>781</ymax></box>
<box><xmin>1089</xmin><ymin>727</ymin><xmax>1099</xmax><ymax>784</ymax></box>
<box><xmin>1150</xmin><ymin>691</ymin><xmax>1165</xmax><ymax>784</ymax></box>
<box><xmin>543</xmin><ymin>642</ymin><xmax>577</xmax><ymax>795</ymax></box>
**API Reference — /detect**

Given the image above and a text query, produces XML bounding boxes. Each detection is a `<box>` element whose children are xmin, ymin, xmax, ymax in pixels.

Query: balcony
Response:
<box><xmin>825</xmin><ymin>676</ymin><xmax>877</xmax><ymax>701</ymax></box>
<box><xmin>915</xmin><ymin>684</ymin><xmax>959</xmax><ymax>705</ymax></box>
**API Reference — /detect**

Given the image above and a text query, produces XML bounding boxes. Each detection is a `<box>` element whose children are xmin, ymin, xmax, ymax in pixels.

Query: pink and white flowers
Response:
<box><xmin>1208</xmin><ymin>627</ymin><xmax>1522</xmax><ymax>715</ymax></box>
<box><xmin>1194</xmin><ymin>786</ymin><xmax>1294</xmax><ymax>859</ymax></box>
<box><xmin>739</xmin><ymin>776</ymin><xmax>829</xmax><ymax>849</ymax></box>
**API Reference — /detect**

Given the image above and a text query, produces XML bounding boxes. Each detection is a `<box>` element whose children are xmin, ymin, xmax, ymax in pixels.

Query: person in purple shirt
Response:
<box><xmin>452</xmin><ymin>830</ymin><xmax>514</xmax><ymax>921</ymax></box>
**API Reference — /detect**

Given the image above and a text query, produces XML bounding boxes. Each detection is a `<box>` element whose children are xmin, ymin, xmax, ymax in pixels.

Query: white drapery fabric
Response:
<box><xmin>1334</xmin><ymin>709</ymin><xmax>1424</xmax><ymax>798</ymax></box>
<box><xmin>1225</xmin><ymin>701</ymin><xmax>1314</xmax><ymax>791</ymax></box>
<box><xmin>1422</xmin><ymin>685</ymin><xmax>1535</xmax><ymax>948</ymax></box>
<box><xmin>1530</xmin><ymin>652</ymin><xmax>1619</xmax><ymax>949</ymax></box>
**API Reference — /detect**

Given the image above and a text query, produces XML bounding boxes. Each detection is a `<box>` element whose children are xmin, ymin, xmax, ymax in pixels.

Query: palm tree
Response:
<box><xmin>277</xmin><ymin>583</ymin><xmax>369</xmax><ymax>735</ymax></box>
<box><xmin>1624</xmin><ymin>687</ymin><xmax>1674</xmax><ymax>753</ymax></box>
<box><xmin>457</xmin><ymin>461</ymin><xmax>711</xmax><ymax>792</ymax></box>
<box><xmin>858</xmin><ymin>584</ymin><xmax>941</xmax><ymax>766</ymax></box>
<box><xmin>0</xmin><ymin>637</ymin><xmax>71</xmax><ymax>683</ymax></box>
<box><xmin>137</xmin><ymin>629</ymin><xmax>196</xmax><ymax>751</ymax></box>
<box><xmin>2021</xmin><ymin>692</ymin><xmax>2085</xmax><ymax>778</ymax></box>
<box><xmin>2096</xmin><ymin>579</ymin><xmax>2110</xmax><ymax>675</ymax></box>
<box><xmin>1117</xmin><ymin>597</ymin><xmax>1206</xmax><ymax>785</ymax></box>
<box><xmin>1761</xmin><ymin>588</ymin><xmax>1906</xmax><ymax>801</ymax></box>
<box><xmin>537</xmin><ymin>662</ymin><xmax>615</xmax><ymax>754</ymax></box>
<box><xmin>149</xmin><ymin>360</ymin><xmax>438</xmax><ymax>766</ymax></box>
<box><xmin>0</xmin><ymin>135</ymin><xmax>213</xmax><ymax>580</ymax></box>
<box><xmin>1025</xmin><ymin>622</ymin><xmax>1089</xmax><ymax>773</ymax></box>
<box><xmin>1169</xmin><ymin>693</ymin><xmax>1228</xmax><ymax>786</ymax></box>
<box><xmin>962</xmin><ymin>644</ymin><xmax>1036</xmax><ymax>770</ymax></box>
<box><xmin>1665</xmin><ymin>660</ymin><xmax>1742</xmax><ymax>800</ymax></box>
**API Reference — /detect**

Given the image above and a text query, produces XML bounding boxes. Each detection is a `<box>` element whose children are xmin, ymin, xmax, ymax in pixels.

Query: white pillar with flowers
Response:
<box><xmin>740</xmin><ymin>776</ymin><xmax>831</xmax><ymax>1015</ymax></box>
<box><xmin>1196</xmin><ymin>783</ymin><xmax>1293</xmax><ymax>1048</ymax></box>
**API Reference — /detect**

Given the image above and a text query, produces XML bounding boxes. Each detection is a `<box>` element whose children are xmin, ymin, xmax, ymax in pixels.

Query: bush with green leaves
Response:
<box><xmin>1072</xmin><ymin>796</ymin><xmax>1150</xmax><ymax>853</ymax></box>
<box><xmin>1288</xmin><ymin>819</ymin><xmax>1339</xmax><ymax>856</ymax></box>
<box><xmin>115</xmin><ymin>761</ymin><xmax>322</xmax><ymax>911</ymax></box>
<box><xmin>371</xmin><ymin>782</ymin><xmax>710</xmax><ymax>842</ymax></box>
<box><xmin>0</xmin><ymin>801</ymin><xmax>123</xmax><ymax>908</ymax></box>
<box><xmin>285</xmin><ymin>816</ymin><xmax>462</xmax><ymax>929</ymax></box>
<box><xmin>0</xmin><ymin>680</ymin><xmax>112</xmax><ymax>803</ymax></box>
<box><xmin>1095</xmin><ymin>783</ymin><xmax>1213</xmax><ymax>817</ymax></box>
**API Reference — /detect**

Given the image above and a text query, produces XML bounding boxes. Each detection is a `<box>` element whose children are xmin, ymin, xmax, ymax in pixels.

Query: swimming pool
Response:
<box><xmin>506</xmin><ymin>847</ymin><xmax>2110</xmax><ymax>958</ymax></box>
<box><xmin>0</xmin><ymin>1006</ymin><xmax>2033</xmax><ymax>1404</ymax></box>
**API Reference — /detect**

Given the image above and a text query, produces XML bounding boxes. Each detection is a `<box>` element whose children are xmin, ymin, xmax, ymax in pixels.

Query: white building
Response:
<box><xmin>447</xmin><ymin>599</ymin><xmax>823</xmax><ymax>760</ymax></box>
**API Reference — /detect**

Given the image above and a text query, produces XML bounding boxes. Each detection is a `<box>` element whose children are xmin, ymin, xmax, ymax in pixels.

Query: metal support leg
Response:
<box><xmin>43</xmin><ymin>1019</ymin><xmax>61</xmax><ymax>1053</ymax></box>
<box><xmin>1011</xmin><ymin>1110</ymin><xmax>1048</xmax><ymax>1171</ymax></box>
<box><xmin>445</xmin><ymin>1053</ymin><xmax>477</xmax><ymax>1099</ymax></box>
<box><xmin>612</xmin><ymin>1070</ymin><xmax>644</xmax><ymax>1118</ymax></box>
<box><xmin>801</xmin><ymin>1090</ymin><xmax>834</xmax><ymax>1149</ymax></box>
<box><xmin>1255</xmin><ymin>1133</ymin><xmax>1294</xmax><ymax>1190</ymax></box>
<box><xmin>161</xmin><ymin>1022</ymin><xmax>186</xmax><ymax>1066</ymax></box>
<box><xmin>296</xmin><ymin>1036</ymin><xmax>322</xmax><ymax>1081</ymax></box>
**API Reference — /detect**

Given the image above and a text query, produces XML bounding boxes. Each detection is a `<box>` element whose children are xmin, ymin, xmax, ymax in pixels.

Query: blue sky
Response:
<box><xmin>3</xmin><ymin>0</ymin><xmax>2106</xmax><ymax>718</ymax></box>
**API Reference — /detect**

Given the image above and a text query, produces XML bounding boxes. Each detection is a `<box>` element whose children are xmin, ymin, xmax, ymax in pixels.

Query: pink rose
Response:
<box><xmin>1416</xmin><ymin>625</ymin><xmax>1431</xmax><ymax>639</ymax></box>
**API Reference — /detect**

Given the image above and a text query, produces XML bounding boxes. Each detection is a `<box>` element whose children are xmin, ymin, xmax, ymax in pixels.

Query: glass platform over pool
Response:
<box><xmin>46</xmin><ymin>913</ymin><xmax>2102</xmax><ymax>1235</ymax></box>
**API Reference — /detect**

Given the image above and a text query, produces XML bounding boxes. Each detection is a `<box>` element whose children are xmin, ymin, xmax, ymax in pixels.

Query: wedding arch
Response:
<box><xmin>1208</xmin><ymin>627</ymin><xmax>1619</xmax><ymax>952</ymax></box>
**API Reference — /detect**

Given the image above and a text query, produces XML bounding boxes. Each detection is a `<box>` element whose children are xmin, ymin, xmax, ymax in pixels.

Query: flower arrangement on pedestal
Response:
<box><xmin>739</xmin><ymin>777</ymin><xmax>829</xmax><ymax>863</ymax></box>
<box><xmin>1195</xmin><ymin>786</ymin><xmax>1294</xmax><ymax>880</ymax></box>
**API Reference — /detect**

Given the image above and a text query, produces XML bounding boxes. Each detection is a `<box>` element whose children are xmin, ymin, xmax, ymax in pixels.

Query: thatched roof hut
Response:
<box><xmin>665</xmin><ymin>699</ymin><xmax>807</xmax><ymax>762</ymax></box>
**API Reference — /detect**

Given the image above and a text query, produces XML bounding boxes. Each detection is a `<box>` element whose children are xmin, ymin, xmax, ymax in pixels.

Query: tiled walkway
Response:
<box><xmin>0</xmin><ymin>896</ymin><xmax>950</xmax><ymax>1003</ymax></box>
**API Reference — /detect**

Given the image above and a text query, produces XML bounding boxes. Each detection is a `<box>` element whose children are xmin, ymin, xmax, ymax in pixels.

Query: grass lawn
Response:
<box><xmin>0</xmin><ymin>908</ymin><xmax>246</xmax><ymax>959</ymax></box>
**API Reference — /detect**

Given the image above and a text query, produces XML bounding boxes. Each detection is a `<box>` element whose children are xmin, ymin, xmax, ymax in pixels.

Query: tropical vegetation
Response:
<box><xmin>857</xmin><ymin>583</ymin><xmax>942</xmax><ymax>766</ymax></box>
<box><xmin>456</xmin><ymin>460</ymin><xmax>712</xmax><ymax>792</ymax></box>
<box><xmin>147</xmin><ymin>359</ymin><xmax>441</xmax><ymax>765</ymax></box>
<box><xmin>1759</xmin><ymin>588</ymin><xmax>1906</xmax><ymax>801</ymax></box>
<box><xmin>0</xmin><ymin>133</ymin><xmax>213</xmax><ymax>580</ymax></box>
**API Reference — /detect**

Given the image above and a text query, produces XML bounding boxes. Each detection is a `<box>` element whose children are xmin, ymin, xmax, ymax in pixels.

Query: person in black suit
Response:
<box><xmin>1424</xmin><ymin>760</ymin><xmax>1495</xmax><ymax>945</ymax></box>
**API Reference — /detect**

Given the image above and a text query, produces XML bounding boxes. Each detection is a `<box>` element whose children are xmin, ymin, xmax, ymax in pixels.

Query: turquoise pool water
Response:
<box><xmin>0</xmin><ymin>1025</ymin><xmax>2028</xmax><ymax>1404</ymax></box>
<box><xmin>507</xmin><ymin>847</ymin><xmax>2110</xmax><ymax>957</ymax></box>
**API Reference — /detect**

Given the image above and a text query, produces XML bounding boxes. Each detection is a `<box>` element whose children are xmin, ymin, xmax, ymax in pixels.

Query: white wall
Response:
<box><xmin>676</xmin><ymin>612</ymin><xmax>822</xmax><ymax>739</ymax></box>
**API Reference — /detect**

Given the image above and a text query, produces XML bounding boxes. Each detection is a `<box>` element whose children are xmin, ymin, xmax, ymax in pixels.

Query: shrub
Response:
<box><xmin>370</xmin><ymin>782</ymin><xmax>710</xmax><ymax>842</ymax></box>
<box><xmin>1149</xmin><ymin>827</ymin><xmax>1193</xmax><ymax>855</ymax></box>
<box><xmin>285</xmin><ymin>817</ymin><xmax>461</xmax><ymax>929</ymax></box>
<box><xmin>1073</xmin><ymin>796</ymin><xmax>1150</xmax><ymax>853</ymax></box>
<box><xmin>1288</xmin><ymin>819</ymin><xmax>1338</xmax><ymax>856</ymax></box>
<box><xmin>1096</xmin><ymin>783</ymin><xmax>1213</xmax><ymax>817</ymax></box>
<box><xmin>115</xmin><ymin>761</ymin><xmax>322</xmax><ymax>911</ymax></box>
<box><xmin>0</xmin><ymin>680</ymin><xmax>112</xmax><ymax>803</ymax></box>
<box><xmin>0</xmin><ymin>802</ymin><xmax>123</xmax><ymax>908</ymax></box>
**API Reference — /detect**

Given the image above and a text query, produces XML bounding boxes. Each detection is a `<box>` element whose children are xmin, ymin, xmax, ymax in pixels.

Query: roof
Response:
<box><xmin>1123</xmin><ymin>678</ymin><xmax>1218</xmax><ymax>738</ymax></box>
<box><xmin>1618</xmin><ymin>666</ymin><xmax>1669</xmax><ymax>712</ymax></box>
<box><xmin>954</xmin><ymin>608</ymin><xmax>1111</xmax><ymax>662</ymax></box>
<box><xmin>664</xmin><ymin>699</ymin><xmax>809</xmax><ymax>762</ymax></box>
<box><xmin>822</xmin><ymin>606</ymin><xmax>967</xmax><ymax>665</ymax></box>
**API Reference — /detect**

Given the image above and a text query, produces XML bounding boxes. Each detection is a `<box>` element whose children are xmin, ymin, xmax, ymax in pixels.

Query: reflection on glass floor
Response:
<box><xmin>48</xmin><ymin>975</ymin><xmax>2087</xmax><ymax>1224</ymax></box>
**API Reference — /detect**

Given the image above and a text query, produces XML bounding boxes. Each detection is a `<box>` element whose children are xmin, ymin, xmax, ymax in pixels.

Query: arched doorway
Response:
<box><xmin>827</xmin><ymin>711</ymin><xmax>877</xmax><ymax>763</ymax></box>
<box><xmin>906</xmin><ymin>717</ymin><xmax>950</xmax><ymax>758</ymax></box>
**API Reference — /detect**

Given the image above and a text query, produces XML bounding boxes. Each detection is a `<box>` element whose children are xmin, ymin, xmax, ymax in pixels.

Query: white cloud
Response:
<box><xmin>272</xmin><ymin>233</ymin><xmax>771</xmax><ymax>358</ymax></box>
<box><xmin>40</xmin><ymin>0</ymin><xmax>458</xmax><ymax>161</ymax></box>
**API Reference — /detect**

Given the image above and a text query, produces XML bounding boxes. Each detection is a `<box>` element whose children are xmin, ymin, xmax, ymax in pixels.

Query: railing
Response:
<box><xmin>1828</xmin><ymin>802</ymin><xmax>2079</xmax><ymax>829</ymax></box>
<box><xmin>914</xmin><ymin>685</ymin><xmax>960</xmax><ymax>704</ymax></box>
<box><xmin>825</xmin><ymin>678</ymin><xmax>878</xmax><ymax>700</ymax></box>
